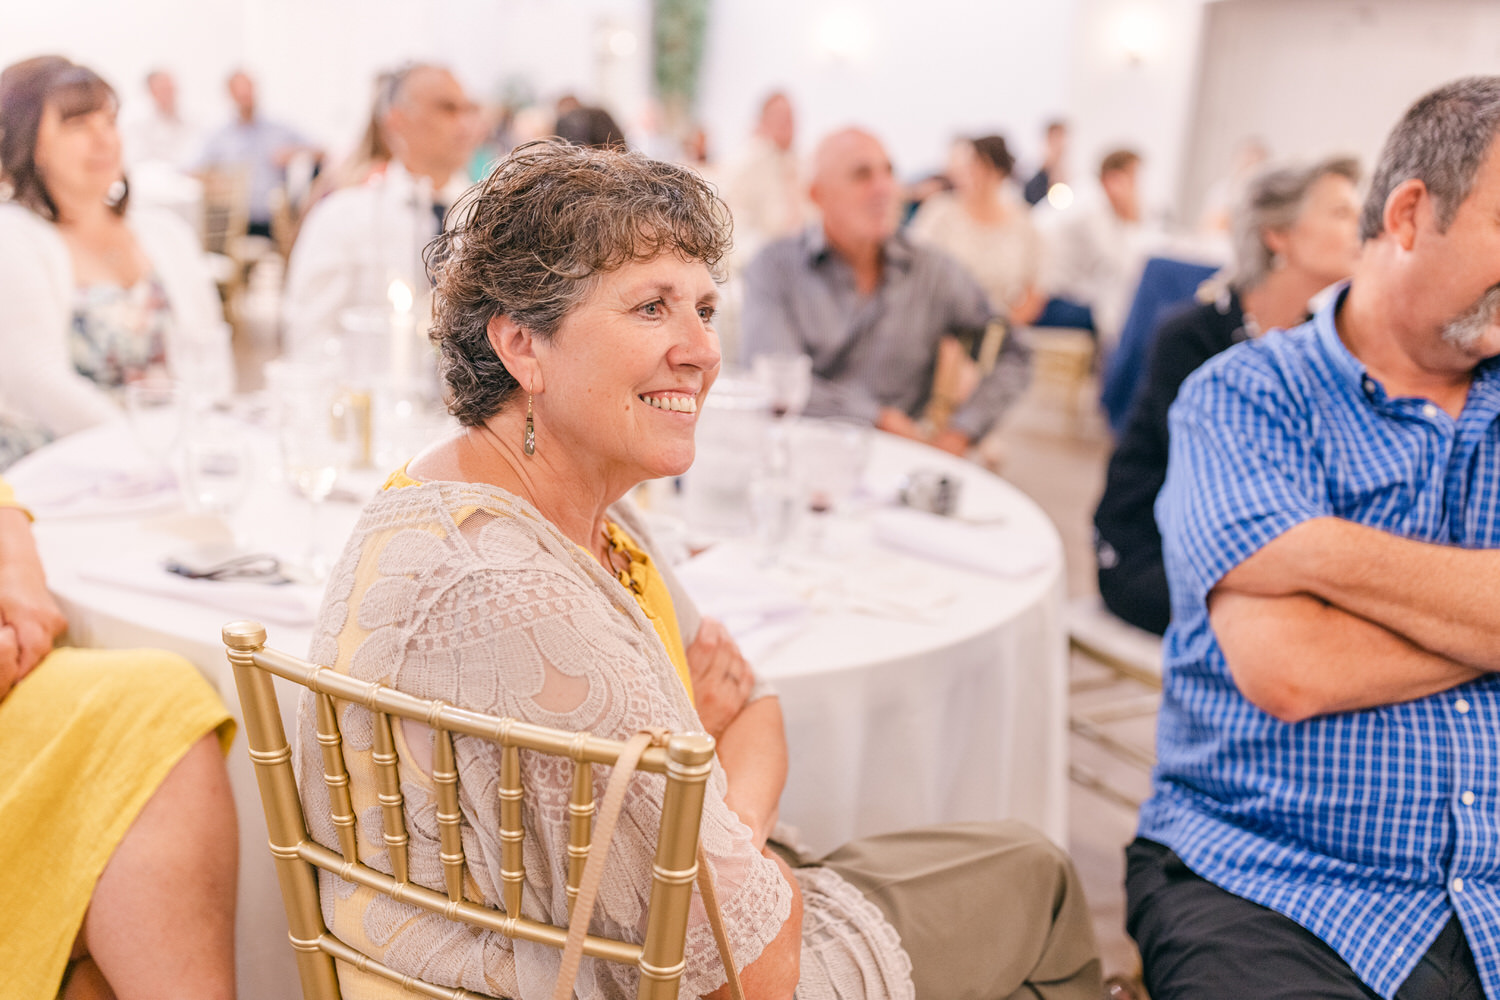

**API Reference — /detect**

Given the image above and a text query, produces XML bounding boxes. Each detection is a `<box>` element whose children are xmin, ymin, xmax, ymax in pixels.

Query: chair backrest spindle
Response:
<box><xmin>223</xmin><ymin>619</ymin><xmax>713</xmax><ymax>1000</ymax></box>
<box><xmin>314</xmin><ymin>692</ymin><xmax>360</xmax><ymax>865</ymax></box>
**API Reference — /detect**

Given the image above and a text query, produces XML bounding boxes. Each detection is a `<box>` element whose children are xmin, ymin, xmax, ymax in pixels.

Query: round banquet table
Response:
<box><xmin>6</xmin><ymin>420</ymin><xmax>1067</xmax><ymax>1000</ymax></box>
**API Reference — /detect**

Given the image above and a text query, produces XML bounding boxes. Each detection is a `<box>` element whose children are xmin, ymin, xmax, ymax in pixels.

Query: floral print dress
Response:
<box><xmin>0</xmin><ymin>276</ymin><xmax>173</xmax><ymax>469</ymax></box>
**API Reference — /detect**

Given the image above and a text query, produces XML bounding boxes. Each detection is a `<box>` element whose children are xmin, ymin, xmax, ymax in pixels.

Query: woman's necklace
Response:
<box><xmin>472</xmin><ymin>421</ymin><xmax>623</xmax><ymax>572</ymax></box>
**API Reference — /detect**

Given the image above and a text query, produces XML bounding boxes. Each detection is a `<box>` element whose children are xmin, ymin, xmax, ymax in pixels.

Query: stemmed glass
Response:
<box><xmin>266</xmin><ymin>361</ymin><xmax>355</xmax><ymax>582</ymax></box>
<box><xmin>178</xmin><ymin>418</ymin><xmax>256</xmax><ymax>550</ymax></box>
<box><xmin>124</xmin><ymin>377</ymin><xmax>185</xmax><ymax>482</ymax></box>
<box><xmin>752</xmin><ymin>354</ymin><xmax>813</xmax><ymax>483</ymax></box>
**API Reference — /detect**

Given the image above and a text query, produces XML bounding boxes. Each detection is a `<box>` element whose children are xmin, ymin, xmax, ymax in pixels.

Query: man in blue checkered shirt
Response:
<box><xmin>1129</xmin><ymin>77</ymin><xmax>1500</xmax><ymax>1000</ymax></box>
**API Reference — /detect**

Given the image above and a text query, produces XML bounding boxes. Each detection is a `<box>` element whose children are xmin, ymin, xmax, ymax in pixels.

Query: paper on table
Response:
<box><xmin>871</xmin><ymin>506</ymin><xmax>1054</xmax><ymax>578</ymax></box>
<box><xmin>80</xmin><ymin>559</ymin><xmax>324</xmax><ymax>626</ymax></box>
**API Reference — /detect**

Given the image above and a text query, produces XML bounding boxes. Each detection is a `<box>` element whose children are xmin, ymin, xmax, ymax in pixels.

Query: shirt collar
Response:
<box><xmin>1313</xmin><ymin>280</ymin><xmax>1500</xmax><ymax>394</ymax></box>
<box><xmin>802</xmin><ymin>224</ymin><xmax>915</xmax><ymax>275</ymax></box>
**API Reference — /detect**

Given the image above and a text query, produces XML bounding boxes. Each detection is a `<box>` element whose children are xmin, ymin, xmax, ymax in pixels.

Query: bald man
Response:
<box><xmin>741</xmin><ymin>128</ymin><xmax>1029</xmax><ymax>455</ymax></box>
<box><xmin>283</xmin><ymin>64</ymin><xmax>481</xmax><ymax>359</ymax></box>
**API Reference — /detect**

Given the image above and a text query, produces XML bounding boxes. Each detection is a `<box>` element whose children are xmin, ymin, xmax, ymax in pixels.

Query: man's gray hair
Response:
<box><xmin>374</xmin><ymin>62</ymin><xmax>442</xmax><ymax>120</ymax></box>
<box><xmin>1361</xmin><ymin>75</ymin><xmax>1500</xmax><ymax>241</ymax></box>
<box><xmin>1231</xmin><ymin>156</ymin><xmax>1360</xmax><ymax>290</ymax></box>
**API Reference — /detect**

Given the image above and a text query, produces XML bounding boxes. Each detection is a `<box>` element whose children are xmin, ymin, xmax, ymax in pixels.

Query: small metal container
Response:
<box><xmin>898</xmin><ymin>468</ymin><xmax>962</xmax><ymax>516</ymax></box>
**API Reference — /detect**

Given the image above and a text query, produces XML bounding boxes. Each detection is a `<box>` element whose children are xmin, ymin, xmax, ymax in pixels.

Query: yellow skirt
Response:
<box><xmin>0</xmin><ymin>647</ymin><xmax>234</xmax><ymax>999</ymax></box>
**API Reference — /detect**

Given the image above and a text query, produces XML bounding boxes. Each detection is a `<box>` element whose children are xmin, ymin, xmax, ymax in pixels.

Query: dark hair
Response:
<box><xmin>0</xmin><ymin>56</ymin><xmax>126</xmax><ymax>221</ymax></box>
<box><xmin>1099</xmin><ymin>148</ymin><xmax>1140</xmax><ymax>180</ymax></box>
<box><xmin>428</xmin><ymin>139</ymin><xmax>733</xmax><ymax>425</ymax></box>
<box><xmin>1360</xmin><ymin>76</ymin><xmax>1500</xmax><ymax>241</ymax></box>
<box><xmin>968</xmin><ymin>135</ymin><xmax>1015</xmax><ymax>178</ymax></box>
<box><xmin>555</xmin><ymin>106</ymin><xmax>627</xmax><ymax>150</ymax></box>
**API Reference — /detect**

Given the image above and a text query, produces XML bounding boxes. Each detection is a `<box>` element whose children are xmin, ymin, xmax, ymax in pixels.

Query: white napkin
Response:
<box><xmin>871</xmin><ymin>506</ymin><xmax>1054</xmax><ymax>578</ymax></box>
<box><xmin>14</xmin><ymin>463</ymin><xmax>178</xmax><ymax>519</ymax></box>
<box><xmin>675</xmin><ymin>544</ymin><xmax>811</xmax><ymax>659</ymax></box>
<box><xmin>80</xmin><ymin>560</ymin><xmax>324</xmax><ymax>626</ymax></box>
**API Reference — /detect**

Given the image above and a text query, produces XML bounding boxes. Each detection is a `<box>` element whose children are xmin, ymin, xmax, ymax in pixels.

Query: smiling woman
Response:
<box><xmin>300</xmin><ymin>140</ymin><xmax>1104</xmax><ymax>999</ymax></box>
<box><xmin>0</xmin><ymin>56</ymin><xmax>228</xmax><ymax>469</ymax></box>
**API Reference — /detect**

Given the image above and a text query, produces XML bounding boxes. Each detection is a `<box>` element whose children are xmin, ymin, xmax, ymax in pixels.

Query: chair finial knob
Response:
<box><xmin>223</xmin><ymin>620</ymin><xmax>268</xmax><ymax>650</ymax></box>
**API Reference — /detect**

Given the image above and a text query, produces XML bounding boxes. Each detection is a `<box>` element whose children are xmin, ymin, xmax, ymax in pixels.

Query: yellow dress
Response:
<box><xmin>0</xmin><ymin>476</ymin><xmax>235</xmax><ymax>998</ymax></box>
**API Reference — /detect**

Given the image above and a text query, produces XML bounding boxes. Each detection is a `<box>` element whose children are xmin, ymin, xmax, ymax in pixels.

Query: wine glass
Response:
<box><xmin>266</xmin><ymin>360</ymin><xmax>354</xmax><ymax>581</ymax></box>
<box><xmin>178</xmin><ymin>419</ymin><xmax>256</xmax><ymax>549</ymax></box>
<box><xmin>752</xmin><ymin>353</ymin><xmax>812</xmax><ymax>421</ymax></box>
<box><xmin>124</xmin><ymin>377</ymin><xmax>185</xmax><ymax>477</ymax></box>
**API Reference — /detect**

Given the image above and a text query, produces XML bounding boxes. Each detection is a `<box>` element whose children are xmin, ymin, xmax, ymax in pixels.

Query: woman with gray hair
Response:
<box><xmin>299</xmin><ymin>139</ymin><xmax>1104</xmax><ymax>999</ymax></box>
<box><xmin>1093</xmin><ymin>155</ymin><xmax>1361</xmax><ymax>634</ymax></box>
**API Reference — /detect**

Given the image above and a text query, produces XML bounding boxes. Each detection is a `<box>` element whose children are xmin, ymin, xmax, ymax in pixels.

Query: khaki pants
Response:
<box><xmin>777</xmin><ymin>821</ymin><xmax>1103</xmax><ymax>1000</ymax></box>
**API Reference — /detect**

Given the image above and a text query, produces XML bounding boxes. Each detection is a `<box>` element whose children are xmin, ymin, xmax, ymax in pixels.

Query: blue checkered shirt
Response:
<box><xmin>1141</xmin><ymin>284</ymin><xmax>1500</xmax><ymax>999</ymax></box>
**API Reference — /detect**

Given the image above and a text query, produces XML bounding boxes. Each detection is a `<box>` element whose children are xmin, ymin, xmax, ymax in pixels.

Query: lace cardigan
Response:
<box><xmin>297</xmin><ymin>480</ymin><xmax>913</xmax><ymax>999</ymax></box>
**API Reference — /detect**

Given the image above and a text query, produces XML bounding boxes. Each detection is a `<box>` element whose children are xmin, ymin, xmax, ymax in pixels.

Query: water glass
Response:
<box><xmin>752</xmin><ymin>353</ymin><xmax>813</xmax><ymax>421</ymax></box>
<box><xmin>178</xmin><ymin>419</ymin><xmax>256</xmax><ymax>547</ymax></box>
<box><xmin>124</xmin><ymin>377</ymin><xmax>185</xmax><ymax>470</ymax></box>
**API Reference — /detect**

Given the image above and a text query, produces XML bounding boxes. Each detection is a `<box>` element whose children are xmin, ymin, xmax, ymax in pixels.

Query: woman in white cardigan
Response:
<box><xmin>0</xmin><ymin>56</ymin><xmax>226</xmax><ymax>467</ymax></box>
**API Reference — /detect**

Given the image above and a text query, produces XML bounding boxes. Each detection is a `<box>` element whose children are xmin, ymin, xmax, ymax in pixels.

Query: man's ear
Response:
<box><xmin>1382</xmin><ymin>178</ymin><xmax>1427</xmax><ymax>252</ymax></box>
<box><xmin>487</xmin><ymin>314</ymin><xmax>542</xmax><ymax>393</ymax></box>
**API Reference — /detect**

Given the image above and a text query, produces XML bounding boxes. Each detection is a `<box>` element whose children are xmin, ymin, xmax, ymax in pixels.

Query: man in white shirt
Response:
<box><xmin>725</xmin><ymin>92</ymin><xmax>808</xmax><ymax>264</ymax></box>
<box><xmin>123</xmin><ymin>69</ymin><xmax>198</xmax><ymax>168</ymax></box>
<box><xmin>282</xmin><ymin>64</ymin><xmax>481</xmax><ymax>359</ymax></box>
<box><xmin>1037</xmin><ymin>148</ymin><xmax>1154</xmax><ymax>345</ymax></box>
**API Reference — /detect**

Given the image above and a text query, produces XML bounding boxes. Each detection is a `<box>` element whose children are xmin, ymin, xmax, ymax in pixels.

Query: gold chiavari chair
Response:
<box><xmin>223</xmin><ymin>620</ymin><xmax>718</xmax><ymax>1000</ymax></box>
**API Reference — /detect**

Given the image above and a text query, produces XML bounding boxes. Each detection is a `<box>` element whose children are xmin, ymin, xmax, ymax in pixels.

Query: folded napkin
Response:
<box><xmin>871</xmin><ymin>506</ymin><xmax>1054</xmax><ymax>578</ymax></box>
<box><xmin>675</xmin><ymin>544</ymin><xmax>811</xmax><ymax>660</ymax></box>
<box><xmin>13</xmin><ymin>463</ymin><xmax>178</xmax><ymax>519</ymax></box>
<box><xmin>81</xmin><ymin>560</ymin><xmax>324</xmax><ymax>626</ymax></box>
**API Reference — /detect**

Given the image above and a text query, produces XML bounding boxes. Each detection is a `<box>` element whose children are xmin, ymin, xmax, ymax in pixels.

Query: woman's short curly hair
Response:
<box><xmin>427</xmin><ymin>139</ymin><xmax>733</xmax><ymax>426</ymax></box>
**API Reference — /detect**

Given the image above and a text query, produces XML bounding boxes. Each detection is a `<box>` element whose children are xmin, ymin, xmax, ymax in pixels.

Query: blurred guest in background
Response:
<box><xmin>0</xmin><ymin>475</ymin><xmax>238</xmax><ymax>999</ymax></box>
<box><xmin>1197</xmin><ymin>136</ymin><xmax>1270</xmax><ymax>235</ymax></box>
<box><xmin>1036</xmin><ymin>148</ymin><xmax>1152</xmax><ymax>344</ymax></box>
<box><xmin>121</xmin><ymin>68</ymin><xmax>198</xmax><ymax>169</ymax></box>
<box><xmin>1092</xmin><ymin>156</ymin><xmax>1361</xmax><ymax>634</ymax></box>
<box><xmin>283</xmin><ymin>63</ymin><xmax>481</xmax><ymax>355</ymax></box>
<box><xmin>910</xmin><ymin>134</ymin><xmax>1045</xmax><ymax>329</ymax></box>
<box><xmin>742</xmin><ymin>127</ymin><xmax>1029</xmax><ymax>457</ymax></box>
<box><xmin>307</xmin><ymin>69</ymin><xmax>396</xmax><ymax>202</ymax></box>
<box><xmin>554</xmin><ymin>104</ymin><xmax>627</xmax><ymax>149</ymax></box>
<box><xmin>0</xmin><ymin>56</ymin><xmax>228</xmax><ymax>469</ymax></box>
<box><xmin>197</xmin><ymin>69</ymin><xmax>321</xmax><ymax>238</ymax></box>
<box><xmin>1024</xmin><ymin>118</ymin><xmax>1069</xmax><ymax>207</ymax></box>
<box><xmin>726</xmin><ymin>91</ymin><xmax>807</xmax><ymax>263</ymax></box>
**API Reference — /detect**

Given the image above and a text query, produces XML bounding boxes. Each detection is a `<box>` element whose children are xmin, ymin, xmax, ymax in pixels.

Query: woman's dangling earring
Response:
<box><xmin>524</xmin><ymin>393</ymin><xmax>535</xmax><ymax>456</ymax></box>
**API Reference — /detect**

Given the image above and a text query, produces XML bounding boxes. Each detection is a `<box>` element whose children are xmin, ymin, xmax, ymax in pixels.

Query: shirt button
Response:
<box><xmin>1422</xmin><ymin>403</ymin><xmax>1439</xmax><ymax>418</ymax></box>
<box><xmin>1453</xmin><ymin>877</ymin><xmax>1465</xmax><ymax>893</ymax></box>
<box><xmin>1463</xmin><ymin>791</ymin><xmax>1477</xmax><ymax>806</ymax></box>
<box><xmin>1363</xmin><ymin>378</ymin><xmax>1376</xmax><ymax>393</ymax></box>
<box><xmin>1456</xmin><ymin>699</ymin><xmax>1472</xmax><ymax>714</ymax></box>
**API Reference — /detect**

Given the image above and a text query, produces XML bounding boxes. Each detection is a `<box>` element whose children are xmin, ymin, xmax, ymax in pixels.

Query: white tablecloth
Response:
<box><xmin>674</xmin><ymin>434</ymin><xmax>1067</xmax><ymax>855</ymax></box>
<box><xmin>6</xmin><ymin>423</ymin><xmax>1066</xmax><ymax>998</ymax></box>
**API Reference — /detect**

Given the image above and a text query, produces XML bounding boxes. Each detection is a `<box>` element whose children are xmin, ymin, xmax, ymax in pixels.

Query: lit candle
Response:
<box><xmin>388</xmin><ymin>278</ymin><xmax>415</xmax><ymax>384</ymax></box>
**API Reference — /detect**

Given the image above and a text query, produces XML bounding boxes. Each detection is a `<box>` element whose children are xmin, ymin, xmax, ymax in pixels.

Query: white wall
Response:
<box><xmin>697</xmin><ymin>0</ymin><xmax>1080</xmax><ymax>178</ymax></box>
<box><xmin>1180</xmin><ymin>0</ymin><xmax>1500</xmax><ymax>222</ymax></box>
<box><xmin>1064</xmin><ymin>0</ymin><xmax>1208</xmax><ymax>224</ymax></box>
<box><xmin>0</xmin><ymin>0</ymin><xmax>1082</xmax><ymax>181</ymax></box>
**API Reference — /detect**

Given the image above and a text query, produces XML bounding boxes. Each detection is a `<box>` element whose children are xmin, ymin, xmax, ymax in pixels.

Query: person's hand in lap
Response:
<box><xmin>686</xmin><ymin>617</ymin><xmax>756</xmax><ymax>739</ymax></box>
<box><xmin>0</xmin><ymin>506</ymin><xmax>67</xmax><ymax>699</ymax></box>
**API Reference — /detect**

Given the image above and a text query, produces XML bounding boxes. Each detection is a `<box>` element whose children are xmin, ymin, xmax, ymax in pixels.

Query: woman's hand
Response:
<box><xmin>687</xmin><ymin>618</ymin><xmax>755</xmax><ymax>739</ymax></box>
<box><xmin>0</xmin><ymin>506</ymin><xmax>67</xmax><ymax>700</ymax></box>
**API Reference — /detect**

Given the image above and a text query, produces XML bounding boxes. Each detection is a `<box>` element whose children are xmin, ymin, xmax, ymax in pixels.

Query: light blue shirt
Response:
<box><xmin>1143</xmin><ymin>284</ymin><xmax>1500</xmax><ymax>999</ymax></box>
<box><xmin>197</xmin><ymin>117</ymin><xmax>308</xmax><ymax>225</ymax></box>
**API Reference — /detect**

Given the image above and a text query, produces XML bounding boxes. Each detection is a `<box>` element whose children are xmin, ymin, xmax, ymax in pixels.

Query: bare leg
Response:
<box><xmin>78</xmin><ymin>733</ymin><xmax>238</xmax><ymax>1000</ymax></box>
<box><xmin>59</xmin><ymin>958</ymin><xmax>116</xmax><ymax>1000</ymax></box>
